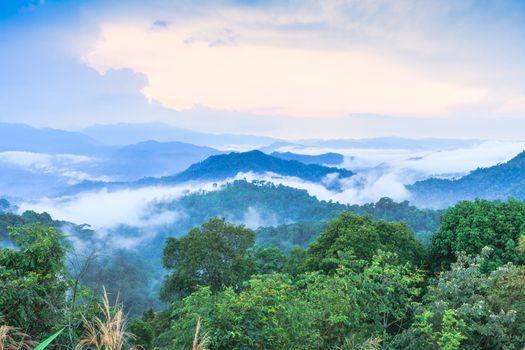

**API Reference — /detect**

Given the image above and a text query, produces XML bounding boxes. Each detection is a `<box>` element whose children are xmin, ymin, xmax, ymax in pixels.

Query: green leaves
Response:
<box><xmin>0</xmin><ymin>224</ymin><xmax>69</xmax><ymax>339</ymax></box>
<box><xmin>34</xmin><ymin>328</ymin><xmax>64</xmax><ymax>350</ymax></box>
<box><xmin>160</xmin><ymin>218</ymin><xmax>256</xmax><ymax>301</ymax></box>
<box><xmin>428</xmin><ymin>199</ymin><xmax>525</xmax><ymax>272</ymax></box>
<box><xmin>305</xmin><ymin>212</ymin><xmax>425</xmax><ymax>273</ymax></box>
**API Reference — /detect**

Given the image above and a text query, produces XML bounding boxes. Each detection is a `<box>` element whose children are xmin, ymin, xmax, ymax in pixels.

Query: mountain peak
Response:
<box><xmin>162</xmin><ymin>150</ymin><xmax>353</xmax><ymax>186</ymax></box>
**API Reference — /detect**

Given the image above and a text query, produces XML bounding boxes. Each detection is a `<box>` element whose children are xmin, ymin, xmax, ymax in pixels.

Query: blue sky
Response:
<box><xmin>1</xmin><ymin>0</ymin><xmax>525</xmax><ymax>139</ymax></box>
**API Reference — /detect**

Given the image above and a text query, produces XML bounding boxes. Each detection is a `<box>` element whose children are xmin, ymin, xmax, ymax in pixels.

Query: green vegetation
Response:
<box><xmin>3</xmin><ymin>197</ymin><xmax>525</xmax><ymax>349</ymax></box>
<box><xmin>409</xmin><ymin>150</ymin><xmax>525</xmax><ymax>208</ymax></box>
<box><xmin>158</xmin><ymin>150</ymin><xmax>353</xmax><ymax>186</ymax></box>
<box><xmin>160</xmin><ymin>218</ymin><xmax>256</xmax><ymax>301</ymax></box>
<box><xmin>428</xmin><ymin>199</ymin><xmax>525</xmax><ymax>271</ymax></box>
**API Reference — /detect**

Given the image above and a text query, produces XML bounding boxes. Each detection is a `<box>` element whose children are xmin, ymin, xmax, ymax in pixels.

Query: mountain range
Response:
<box><xmin>156</xmin><ymin>150</ymin><xmax>353</xmax><ymax>185</ymax></box>
<box><xmin>409</xmin><ymin>150</ymin><xmax>525</xmax><ymax>208</ymax></box>
<box><xmin>2</xmin><ymin>122</ymin><xmax>525</xmax><ymax>209</ymax></box>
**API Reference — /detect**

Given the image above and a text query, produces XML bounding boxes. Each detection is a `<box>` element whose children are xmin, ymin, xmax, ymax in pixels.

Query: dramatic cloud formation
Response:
<box><xmin>1</xmin><ymin>1</ymin><xmax>525</xmax><ymax>138</ymax></box>
<box><xmin>84</xmin><ymin>22</ymin><xmax>485</xmax><ymax>118</ymax></box>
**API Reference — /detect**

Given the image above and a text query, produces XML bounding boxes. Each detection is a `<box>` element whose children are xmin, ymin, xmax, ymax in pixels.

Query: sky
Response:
<box><xmin>1</xmin><ymin>0</ymin><xmax>525</xmax><ymax>139</ymax></box>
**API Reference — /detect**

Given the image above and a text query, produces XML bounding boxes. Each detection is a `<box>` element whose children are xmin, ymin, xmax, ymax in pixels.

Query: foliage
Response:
<box><xmin>256</xmin><ymin>221</ymin><xmax>328</xmax><ymax>251</ymax></box>
<box><xmin>161</xmin><ymin>150</ymin><xmax>353</xmax><ymax>185</ymax></box>
<box><xmin>160</xmin><ymin>218</ymin><xmax>256</xmax><ymax>301</ymax></box>
<box><xmin>397</xmin><ymin>250</ymin><xmax>522</xmax><ymax>349</ymax></box>
<box><xmin>0</xmin><ymin>224</ymin><xmax>69</xmax><ymax>339</ymax></box>
<box><xmin>428</xmin><ymin>199</ymin><xmax>525</xmax><ymax>271</ymax></box>
<box><xmin>35</xmin><ymin>328</ymin><xmax>64</xmax><ymax>350</ymax></box>
<box><xmin>409</xmin><ymin>150</ymin><xmax>525</xmax><ymax>208</ymax></box>
<box><xmin>248</xmin><ymin>245</ymin><xmax>288</xmax><ymax>274</ymax></box>
<box><xmin>305</xmin><ymin>212</ymin><xmax>425</xmax><ymax>273</ymax></box>
<box><xmin>79</xmin><ymin>250</ymin><xmax>163</xmax><ymax>317</ymax></box>
<box><xmin>168</xmin><ymin>252</ymin><xmax>420</xmax><ymax>350</ymax></box>
<box><xmin>171</xmin><ymin>275</ymin><xmax>320</xmax><ymax>350</ymax></box>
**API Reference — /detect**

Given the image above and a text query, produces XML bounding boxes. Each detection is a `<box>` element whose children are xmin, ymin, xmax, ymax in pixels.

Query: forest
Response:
<box><xmin>2</xmin><ymin>197</ymin><xmax>525</xmax><ymax>349</ymax></box>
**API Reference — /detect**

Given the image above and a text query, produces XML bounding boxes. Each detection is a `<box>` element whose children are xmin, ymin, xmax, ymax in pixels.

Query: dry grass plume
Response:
<box><xmin>0</xmin><ymin>325</ymin><xmax>35</xmax><ymax>350</ymax></box>
<box><xmin>75</xmin><ymin>288</ymin><xmax>136</xmax><ymax>350</ymax></box>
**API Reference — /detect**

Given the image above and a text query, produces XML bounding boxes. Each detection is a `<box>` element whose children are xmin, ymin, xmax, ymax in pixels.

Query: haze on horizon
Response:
<box><xmin>1</xmin><ymin>0</ymin><xmax>525</xmax><ymax>140</ymax></box>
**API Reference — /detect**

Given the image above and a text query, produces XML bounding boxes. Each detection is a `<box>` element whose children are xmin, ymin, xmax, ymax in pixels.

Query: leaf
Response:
<box><xmin>34</xmin><ymin>328</ymin><xmax>64</xmax><ymax>350</ymax></box>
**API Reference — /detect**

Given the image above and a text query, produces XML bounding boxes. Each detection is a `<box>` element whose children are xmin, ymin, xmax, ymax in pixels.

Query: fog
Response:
<box><xmin>10</xmin><ymin>139</ymin><xmax>525</xmax><ymax>250</ymax></box>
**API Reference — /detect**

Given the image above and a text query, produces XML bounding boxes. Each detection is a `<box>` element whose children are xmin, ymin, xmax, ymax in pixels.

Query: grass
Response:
<box><xmin>75</xmin><ymin>288</ymin><xmax>136</xmax><ymax>350</ymax></box>
<box><xmin>192</xmin><ymin>318</ymin><xmax>208</xmax><ymax>350</ymax></box>
<box><xmin>0</xmin><ymin>325</ymin><xmax>34</xmax><ymax>350</ymax></box>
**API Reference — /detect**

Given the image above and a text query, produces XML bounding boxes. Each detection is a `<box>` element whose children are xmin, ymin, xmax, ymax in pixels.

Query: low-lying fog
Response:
<box><xmin>5</xmin><ymin>139</ymin><xmax>525</xmax><ymax>244</ymax></box>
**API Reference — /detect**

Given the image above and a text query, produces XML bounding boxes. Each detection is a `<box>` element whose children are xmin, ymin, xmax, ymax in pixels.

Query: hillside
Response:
<box><xmin>409</xmin><ymin>150</ymin><xmax>525</xmax><ymax>208</ymax></box>
<box><xmin>97</xmin><ymin>140</ymin><xmax>223</xmax><ymax>180</ymax></box>
<box><xmin>83</xmin><ymin>122</ymin><xmax>278</xmax><ymax>148</ymax></box>
<box><xmin>270</xmin><ymin>151</ymin><xmax>344</xmax><ymax>165</ymax></box>
<box><xmin>156</xmin><ymin>150</ymin><xmax>354</xmax><ymax>186</ymax></box>
<box><xmin>0</xmin><ymin>123</ymin><xmax>103</xmax><ymax>154</ymax></box>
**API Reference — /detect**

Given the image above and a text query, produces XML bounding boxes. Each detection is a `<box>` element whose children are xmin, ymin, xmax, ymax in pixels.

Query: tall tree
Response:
<box><xmin>160</xmin><ymin>218</ymin><xmax>256</xmax><ymax>301</ymax></box>
<box><xmin>0</xmin><ymin>224</ymin><xmax>69</xmax><ymax>338</ymax></box>
<box><xmin>428</xmin><ymin>199</ymin><xmax>525</xmax><ymax>271</ymax></box>
<box><xmin>305</xmin><ymin>212</ymin><xmax>424</xmax><ymax>273</ymax></box>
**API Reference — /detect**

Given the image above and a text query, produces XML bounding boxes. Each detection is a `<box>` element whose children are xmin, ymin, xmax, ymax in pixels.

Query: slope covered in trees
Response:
<box><xmin>409</xmin><ymin>150</ymin><xmax>525</xmax><ymax>208</ymax></box>
<box><xmin>3</xmin><ymin>198</ymin><xmax>525</xmax><ymax>349</ymax></box>
<box><xmin>157</xmin><ymin>150</ymin><xmax>353</xmax><ymax>185</ymax></box>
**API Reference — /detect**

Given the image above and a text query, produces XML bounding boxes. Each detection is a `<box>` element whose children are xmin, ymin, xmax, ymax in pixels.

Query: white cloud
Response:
<box><xmin>0</xmin><ymin>151</ymin><xmax>106</xmax><ymax>183</ymax></box>
<box><xmin>19</xmin><ymin>183</ymin><xmax>217</xmax><ymax>229</ymax></box>
<box><xmin>84</xmin><ymin>20</ymin><xmax>486</xmax><ymax>119</ymax></box>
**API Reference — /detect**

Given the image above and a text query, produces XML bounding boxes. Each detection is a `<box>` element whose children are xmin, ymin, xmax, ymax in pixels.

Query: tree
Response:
<box><xmin>0</xmin><ymin>224</ymin><xmax>69</xmax><ymax>338</ymax></box>
<box><xmin>79</xmin><ymin>250</ymin><xmax>162</xmax><ymax>317</ymax></box>
<box><xmin>160</xmin><ymin>218</ymin><xmax>256</xmax><ymax>301</ymax></box>
<box><xmin>428</xmin><ymin>199</ymin><xmax>525</xmax><ymax>272</ymax></box>
<box><xmin>397</xmin><ymin>249</ymin><xmax>521</xmax><ymax>350</ymax></box>
<box><xmin>305</xmin><ymin>212</ymin><xmax>424</xmax><ymax>273</ymax></box>
<box><xmin>170</xmin><ymin>275</ymin><xmax>319</xmax><ymax>350</ymax></box>
<box><xmin>248</xmin><ymin>245</ymin><xmax>287</xmax><ymax>274</ymax></box>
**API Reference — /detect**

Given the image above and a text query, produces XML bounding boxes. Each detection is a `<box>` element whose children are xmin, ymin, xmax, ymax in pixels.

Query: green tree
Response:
<box><xmin>129</xmin><ymin>310</ymin><xmax>155</xmax><ymax>350</ymax></box>
<box><xmin>428</xmin><ymin>199</ymin><xmax>525</xmax><ymax>271</ymax></box>
<box><xmin>160</xmin><ymin>218</ymin><xmax>256</xmax><ymax>301</ymax></box>
<box><xmin>0</xmin><ymin>224</ymin><xmax>69</xmax><ymax>338</ymax></box>
<box><xmin>80</xmin><ymin>250</ymin><xmax>162</xmax><ymax>317</ymax></box>
<box><xmin>305</xmin><ymin>212</ymin><xmax>424</xmax><ymax>273</ymax></box>
<box><xmin>171</xmin><ymin>274</ymin><xmax>318</xmax><ymax>350</ymax></box>
<box><xmin>249</xmin><ymin>245</ymin><xmax>287</xmax><ymax>274</ymax></box>
<box><xmin>397</xmin><ymin>250</ymin><xmax>521</xmax><ymax>350</ymax></box>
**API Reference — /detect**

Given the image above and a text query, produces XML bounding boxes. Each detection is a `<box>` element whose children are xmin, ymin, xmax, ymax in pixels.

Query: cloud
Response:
<box><xmin>84</xmin><ymin>20</ymin><xmax>486</xmax><ymax>118</ymax></box>
<box><xmin>236</xmin><ymin>206</ymin><xmax>278</xmax><ymax>229</ymax></box>
<box><xmin>19</xmin><ymin>184</ymin><xmax>212</xmax><ymax>229</ymax></box>
<box><xmin>0</xmin><ymin>151</ymin><xmax>107</xmax><ymax>183</ymax></box>
<box><xmin>2</xmin><ymin>0</ymin><xmax>525</xmax><ymax>139</ymax></box>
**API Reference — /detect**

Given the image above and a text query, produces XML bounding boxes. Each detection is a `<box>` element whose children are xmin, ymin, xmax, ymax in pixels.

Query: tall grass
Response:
<box><xmin>75</xmin><ymin>288</ymin><xmax>136</xmax><ymax>350</ymax></box>
<box><xmin>192</xmin><ymin>318</ymin><xmax>208</xmax><ymax>350</ymax></box>
<box><xmin>0</xmin><ymin>325</ymin><xmax>34</xmax><ymax>350</ymax></box>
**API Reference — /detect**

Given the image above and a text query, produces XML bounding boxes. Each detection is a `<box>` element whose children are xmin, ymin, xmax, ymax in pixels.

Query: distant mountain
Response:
<box><xmin>0</xmin><ymin>123</ymin><xmax>103</xmax><ymax>154</ymax></box>
<box><xmin>258</xmin><ymin>141</ymin><xmax>301</xmax><ymax>153</ymax></box>
<box><xmin>150</xmin><ymin>150</ymin><xmax>354</xmax><ymax>186</ymax></box>
<box><xmin>83</xmin><ymin>122</ymin><xmax>278</xmax><ymax>148</ymax></box>
<box><xmin>409</xmin><ymin>150</ymin><xmax>525</xmax><ymax>208</ymax></box>
<box><xmin>96</xmin><ymin>140</ymin><xmax>223</xmax><ymax>180</ymax></box>
<box><xmin>301</xmin><ymin>136</ymin><xmax>482</xmax><ymax>150</ymax></box>
<box><xmin>271</xmin><ymin>151</ymin><xmax>344</xmax><ymax>166</ymax></box>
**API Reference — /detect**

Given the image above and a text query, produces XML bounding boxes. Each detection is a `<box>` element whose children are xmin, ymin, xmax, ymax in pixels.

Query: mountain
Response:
<box><xmin>0</xmin><ymin>123</ymin><xmax>103</xmax><ymax>154</ymax></box>
<box><xmin>83</xmin><ymin>122</ymin><xmax>278</xmax><ymax>148</ymax></box>
<box><xmin>301</xmin><ymin>136</ymin><xmax>482</xmax><ymax>150</ymax></box>
<box><xmin>96</xmin><ymin>140</ymin><xmax>223</xmax><ymax>180</ymax></box>
<box><xmin>270</xmin><ymin>151</ymin><xmax>344</xmax><ymax>166</ymax></box>
<box><xmin>408</xmin><ymin>150</ymin><xmax>525</xmax><ymax>208</ymax></box>
<box><xmin>156</xmin><ymin>150</ymin><xmax>353</xmax><ymax>186</ymax></box>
